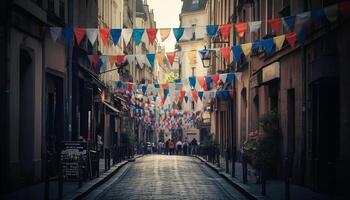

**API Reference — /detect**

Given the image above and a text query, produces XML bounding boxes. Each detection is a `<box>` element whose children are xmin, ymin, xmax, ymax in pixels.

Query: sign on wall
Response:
<box><xmin>262</xmin><ymin>62</ymin><xmax>280</xmax><ymax>83</ymax></box>
<box><xmin>60</xmin><ymin>141</ymin><xmax>88</xmax><ymax>181</ymax></box>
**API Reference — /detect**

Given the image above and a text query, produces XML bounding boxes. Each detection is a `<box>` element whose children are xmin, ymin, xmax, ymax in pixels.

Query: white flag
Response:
<box><xmin>220</xmin><ymin>73</ymin><xmax>228</xmax><ymax>83</ymax></box>
<box><xmin>126</xmin><ymin>55</ymin><xmax>135</xmax><ymax>67</ymax></box>
<box><xmin>136</xmin><ymin>55</ymin><xmax>146</xmax><ymax>69</ymax></box>
<box><xmin>248</xmin><ymin>21</ymin><xmax>262</xmax><ymax>33</ymax></box>
<box><xmin>50</xmin><ymin>27</ymin><xmax>62</xmax><ymax>42</ymax></box>
<box><xmin>86</xmin><ymin>28</ymin><xmax>98</xmax><ymax>45</ymax></box>
<box><xmin>122</xmin><ymin>29</ymin><xmax>133</xmax><ymax>45</ymax></box>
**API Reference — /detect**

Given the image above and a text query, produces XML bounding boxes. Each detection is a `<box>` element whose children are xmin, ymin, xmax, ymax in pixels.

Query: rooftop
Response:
<box><xmin>181</xmin><ymin>0</ymin><xmax>207</xmax><ymax>13</ymax></box>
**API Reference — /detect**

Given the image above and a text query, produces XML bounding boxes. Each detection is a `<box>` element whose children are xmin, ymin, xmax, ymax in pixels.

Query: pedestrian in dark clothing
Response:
<box><xmin>190</xmin><ymin>138</ymin><xmax>198</xmax><ymax>155</ymax></box>
<box><xmin>165</xmin><ymin>139</ymin><xmax>170</xmax><ymax>155</ymax></box>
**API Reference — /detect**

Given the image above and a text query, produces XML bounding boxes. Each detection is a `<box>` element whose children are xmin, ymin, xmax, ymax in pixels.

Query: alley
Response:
<box><xmin>91</xmin><ymin>155</ymin><xmax>247</xmax><ymax>200</ymax></box>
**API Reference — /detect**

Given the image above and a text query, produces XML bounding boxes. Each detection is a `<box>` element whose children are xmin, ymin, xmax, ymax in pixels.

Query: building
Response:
<box><xmin>208</xmin><ymin>0</ymin><xmax>350</xmax><ymax>198</ymax></box>
<box><xmin>179</xmin><ymin>0</ymin><xmax>209</xmax><ymax>142</ymax></box>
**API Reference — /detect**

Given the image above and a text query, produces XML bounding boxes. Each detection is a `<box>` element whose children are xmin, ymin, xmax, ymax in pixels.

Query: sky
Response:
<box><xmin>147</xmin><ymin>0</ymin><xmax>183</xmax><ymax>52</ymax></box>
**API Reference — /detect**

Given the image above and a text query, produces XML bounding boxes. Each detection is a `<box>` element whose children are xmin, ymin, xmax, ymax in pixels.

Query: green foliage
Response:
<box><xmin>243</xmin><ymin>111</ymin><xmax>281</xmax><ymax>178</ymax></box>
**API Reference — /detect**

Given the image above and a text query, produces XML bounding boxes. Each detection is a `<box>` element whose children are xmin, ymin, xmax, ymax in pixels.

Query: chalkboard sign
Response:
<box><xmin>61</xmin><ymin>141</ymin><xmax>87</xmax><ymax>181</ymax></box>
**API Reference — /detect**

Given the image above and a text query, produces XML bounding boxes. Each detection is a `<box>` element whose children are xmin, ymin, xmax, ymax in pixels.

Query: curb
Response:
<box><xmin>195</xmin><ymin>155</ymin><xmax>263</xmax><ymax>200</ymax></box>
<box><xmin>70</xmin><ymin>155</ymin><xmax>144</xmax><ymax>200</ymax></box>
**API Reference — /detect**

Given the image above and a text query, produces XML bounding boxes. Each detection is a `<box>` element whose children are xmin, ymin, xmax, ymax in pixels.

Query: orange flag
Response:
<box><xmin>197</xmin><ymin>76</ymin><xmax>207</xmax><ymax>90</ymax></box>
<box><xmin>99</xmin><ymin>28</ymin><xmax>110</xmax><ymax>45</ymax></box>
<box><xmin>219</xmin><ymin>24</ymin><xmax>232</xmax><ymax>40</ymax></box>
<box><xmin>220</xmin><ymin>47</ymin><xmax>231</xmax><ymax>62</ymax></box>
<box><xmin>267</xmin><ymin>19</ymin><xmax>281</xmax><ymax>33</ymax></box>
<box><xmin>74</xmin><ymin>28</ymin><xmax>86</xmax><ymax>45</ymax></box>
<box><xmin>235</xmin><ymin>23</ymin><xmax>248</xmax><ymax>37</ymax></box>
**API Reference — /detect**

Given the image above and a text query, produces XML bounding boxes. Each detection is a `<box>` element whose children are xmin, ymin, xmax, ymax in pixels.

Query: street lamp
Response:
<box><xmin>199</xmin><ymin>46</ymin><xmax>210</xmax><ymax>68</ymax></box>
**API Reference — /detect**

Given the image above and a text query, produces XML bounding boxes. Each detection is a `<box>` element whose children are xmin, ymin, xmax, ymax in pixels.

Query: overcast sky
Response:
<box><xmin>147</xmin><ymin>0</ymin><xmax>183</xmax><ymax>52</ymax></box>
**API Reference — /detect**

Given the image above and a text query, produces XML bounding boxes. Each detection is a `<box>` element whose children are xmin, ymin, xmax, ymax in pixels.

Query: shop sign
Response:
<box><xmin>61</xmin><ymin>141</ymin><xmax>88</xmax><ymax>181</ymax></box>
<box><xmin>262</xmin><ymin>62</ymin><xmax>280</xmax><ymax>83</ymax></box>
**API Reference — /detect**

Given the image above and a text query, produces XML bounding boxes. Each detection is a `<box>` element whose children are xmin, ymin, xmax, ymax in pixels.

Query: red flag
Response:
<box><xmin>179</xmin><ymin>90</ymin><xmax>186</xmax><ymax>101</ymax></box>
<box><xmin>116</xmin><ymin>55</ymin><xmax>125</xmax><ymax>65</ymax></box>
<box><xmin>146</xmin><ymin>28</ymin><xmax>158</xmax><ymax>45</ymax></box>
<box><xmin>89</xmin><ymin>55</ymin><xmax>100</xmax><ymax>66</ymax></box>
<box><xmin>127</xmin><ymin>83</ymin><xmax>133</xmax><ymax>93</ymax></box>
<box><xmin>220</xmin><ymin>47</ymin><xmax>231</xmax><ymax>61</ymax></box>
<box><xmin>166</xmin><ymin>52</ymin><xmax>176</xmax><ymax>66</ymax></box>
<box><xmin>229</xmin><ymin>89</ymin><xmax>234</xmax><ymax>97</ymax></box>
<box><xmin>74</xmin><ymin>28</ymin><xmax>86</xmax><ymax>45</ymax></box>
<box><xmin>191</xmin><ymin>90</ymin><xmax>198</xmax><ymax>103</ymax></box>
<box><xmin>108</xmin><ymin>55</ymin><xmax>117</xmax><ymax>65</ymax></box>
<box><xmin>197</xmin><ymin>76</ymin><xmax>207</xmax><ymax>90</ymax></box>
<box><xmin>285</xmin><ymin>32</ymin><xmax>297</xmax><ymax>48</ymax></box>
<box><xmin>99</xmin><ymin>28</ymin><xmax>110</xmax><ymax>45</ymax></box>
<box><xmin>219</xmin><ymin>24</ymin><xmax>232</xmax><ymax>40</ymax></box>
<box><xmin>235</xmin><ymin>23</ymin><xmax>248</xmax><ymax>37</ymax></box>
<box><xmin>211</xmin><ymin>74</ymin><xmax>220</xmax><ymax>86</ymax></box>
<box><xmin>267</xmin><ymin>18</ymin><xmax>281</xmax><ymax>33</ymax></box>
<box><xmin>161</xmin><ymin>83</ymin><xmax>169</xmax><ymax>89</ymax></box>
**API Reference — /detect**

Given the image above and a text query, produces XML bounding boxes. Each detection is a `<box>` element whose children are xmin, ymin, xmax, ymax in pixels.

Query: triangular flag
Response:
<box><xmin>122</xmin><ymin>29</ymin><xmax>133</xmax><ymax>45</ymax></box>
<box><xmin>164</xmin><ymin>89</ymin><xmax>169</xmax><ymax>100</ymax></box>
<box><xmin>295</xmin><ymin>11</ymin><xmax>311</xmax><ymax>34</ymax></box>
<box><xmin>197</xmin><ymin>76</ymin><xmax>207</xmax><ymax>90</ymax></box>
<box><xmin>184</xmin><ymin>95</ymin><xmax>188</xmax><ymax>103</ymax></box>
<box><xmin>297</xmin><ymin>26</ymin><xmax>306</xmax><ymax>44</ymax></box>
<box><xmin>220</xmin><ymin>47</ymin><xmax>231</xmax><ymax>62</ymax></box>
<box><xmin>232</xmin><ymin>45</ymin><xmax>243</xmax><ymax>65</ymax></box>
<box><xmin>273</xmin><ymin>35</ymin><xmax>285</xmax><ymax>50</ymax></box>
<box><xmin>198</xmin><ymin>91</ymin><xmax>204</xmax><ymax>101</ymax></box>
<box><xmin>188</xmin><ymin>76</ymin><xmax>196</xmax><ymax>88</ymax></box>
<box><xmin>229</xmin><ymin>89</ymin><xmax>234</xmax><ymax>97</ymax></box>
<box><xmin>195</xmin><ymin>26</ymin><xmax>207</xmax><ymax>39</ymax></box>
<box><xmin>110</xmin><ymin>29</ymin><xmax>122</xmax><ymax>45</ymax></box>
<box><xmin>142</xmin><ymin>85</ymin><xmax>147</xmax><ymax>95</ymax></box>
<box><xmin>166</xmin><ymin>52</ymin><xmax>176</xmax><ymax>66</ymax></box>
<box><xmin>136</xmin><ymin>55</ymin><xmax>147</xmax><ymax>68</ymax></box>
<box><xmin>211</xmin><ymin>74</ymin><xmax>220</xmax><ymax>86</ymax></box>
<box><xmin>324</xmin><ymin>4</ymin><xmax>338</xmax><ymax>23</ymax></box>
<box><xmin>181</xmin><ymin>27</ymin><xmax>195</xmax><ymax>41</ymax></box>
<box><xmin>220</xmin><ymin>73</ymin><xmax>227</xmax><ymax>83</ymax></box>
<box><xmin>63</xmin><ymin>27</ymin><xmax>73</xmax><ymax>45</ymax></box>
<box><xmin>49</xmin><ymin>27</ymin><xmax>62</xmax><ymax>42</ymax></box>
<box><xmin>203</xmin><ymin>91</ymin><xmax>210</xmax><ymax>100</ymax></box>
<box><xmin>262</xmin><ymin>38</ymin><xmax>274</xmax><ymax>56</ymax></box>
<box><xmin>133</xmin><ymin>29</ymin><xmax>144</xmax><ymax>46</ymax></box>
<box><xmin>99</xmin><ymin>28</ymin><xmax>110</xmax><ymax>45</ymax></box>
<box><xmin>159</xmin><ymin>28</ymin><xmax>171</xmax><ymax>42</ymax></box>
<box><xmin>226</xmin><ymin>73</ymin><xmax>235</xmax><ymax>83</ymax></box>
<box><xmin>108</xmin><ymin>55</ymin><xmax>117</xmax><ymax>65</ymax></box>
<box><xmin>205</xmin><ymin>76</ymin><xmax>212</xmax><ymax>90</ymax></box>
<box><xmin>207</xmin><ymin>25</ymin><xmax>219</xmax><ymax>37</ymax></box>
<box><xmin>235</xmin><ymin>22</ymin><xmax>248</xmax><ymax>37</ymax></box>
<box><xmin>125</xmin><ymin>55</ymin><xmax>135</xmax><ymax>66</ymax></box>
<box><xmin>146</xmin><ymin>28</ymin><xmax>158</xmax><ymax>45</ymax></box>
<box><xmin>235</xmin><ymin>72</ymin><xmax>242</xmax><ymax>82</ymax></box>
<box><xmin>282</xmin><ymin>16</ymin><xmax>296</xmax><ymax>32</ymax></box>
<box><xmin>116</xmin><ymin>55</ymin><xmax>125</xmax><ymax>65</ymax></box>
<box><xmin>311</xmin><ymin>9</ymin><xmax>325</xmax><ymax>28</ymax></box>
<box><xmin>74</xmin><ymin>28</ymin><xmax>86</xmax><ymax>45</ymax></box>
<box><xmin>191</xmin><ymin>90</ymin><xmax>198</xmax><ymax>103</ymax></box>
<box><xmin>248</xmin><ymin>21</ymin><xmax>261</xmax><ymax>33</ymax></box>
<box><xmin>156</xmin><ymin>53</ymin><xmax>164</xmax><ymax>66</ymax></box>
<box><xmin>88</xmin><ymin>55</ymin><xmax>100</xmax><ymax>66</ymax></box>
<box><xmin>173</xmin><ymin>28</ymin><xmax>184</xmax><ymax>42</ymax></box>
<box><xmin>219</xmin><ymin>24</ymin><xmax>232</xmax><ymax>40</ymax></box>
<box><xmin>86</xmin><ymin>28</ymin><xmax>98</xmax><ymax>45</ymax></box>
<box><xmin>241</xmin><ymin>43</ymin><xmax>252</xmax><ymax>56</ymax></box>
<box><xmin>146</xmin><ymin>53</ymin><xmax>155</xmax><ymax>67</ymax></box>
<box><xmin>252</xmin><ymin>41</ymin><xmax>260</xmax><ymax>54</ymax></box>
<box><xmin>267</xmin><ymin>18</ymin><xmax>281</xmax><ymax>33</ymax></box>
<box><xmin>161</xmin><ymin>83</ymin><xmax>169</xmax><ymax>89</ymax></box>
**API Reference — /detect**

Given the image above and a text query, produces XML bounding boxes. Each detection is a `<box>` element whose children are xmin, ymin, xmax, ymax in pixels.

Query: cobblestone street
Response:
<box><xmin>92</xmin><ymin>155</ymin><xmax>247</xmax><ymax>200</ymax></box>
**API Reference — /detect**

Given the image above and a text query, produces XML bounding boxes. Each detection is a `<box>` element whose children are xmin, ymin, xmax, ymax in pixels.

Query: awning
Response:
<box><xmin>103</xmin><ymin>101</ymin><xmax>120</xmax><ymax>114</ymax></box>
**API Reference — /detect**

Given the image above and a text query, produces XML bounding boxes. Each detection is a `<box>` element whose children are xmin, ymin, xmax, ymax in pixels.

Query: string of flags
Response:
<box><xmin>46</xmin><ymin>2</ymin><xmax>349</xmax><ymax>49</ymax></box>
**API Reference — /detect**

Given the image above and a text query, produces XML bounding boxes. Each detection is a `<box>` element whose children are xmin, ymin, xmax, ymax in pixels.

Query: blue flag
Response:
<box><xmin>146</xmin><ymin>53</ymin><xmax>155</xmax><ymax>67</ymax></box>
<box><xmin>297</xmin><ymin>25</ymin><xmax>306</xmax><ymax>44</ymax></box>
<box><xmin>164</xmin><ymin>89</ymin><xmax>169</xmax><ymax>100</ymax></box>
<box><xmin>232</xmin><ymin>45</ymin><xmax>243</xmax><ymax>65</ymax></box>
<box><xmin>198</xmin><ymin>91</ymin><xmax>204</xmax><ymax>101</ymax></box>
<box><xmin>173</xmin><ymin>28</ymin><xmax>184</xmax><ymax>42</ymax></box>
<box><xmin>110</xmin><ymin>29</ymin><xmax>122</xmax><ymax>45</ymax></box>
<box><xmin>252</xmin><ymin>41</ymin><xmax>260</xmax><ymax>55</ymax></box>
<box><xmin>282</xmin><ymin>16</ymin><xmax>296</xmax><ymax>32</ymax></box>
<box><xmin>133</xmin><ymin>29</ymin><xmax>144</xmax><ymax>46</ymax></box>
<box><xmin>205</xmin><ymin>76</ymin><xmax>212</xmax><ymax>90</ymax></box>
<box><xmin>63</xmin><ymin>27</ymin><xmax>73</xmax><ymax>45</ymax></box>
<box><xmin>262</xmin><ymin>38</ymin><xmax>274</xmax><ymax>56</ymax></box>
<box><xmin>184</xmin><ymin>95</ymin><xmax>188</xmax><ymax>103</ymax></box>
<box><xmin>188</xmin><ymin>76</ymin><xmax>196</xmax><ymax>89</ymax></box>
<box><xmin>154</xmin><ymin>83</ymin><xmax>160</xmax><ymax>88</ymax></box>
<box><xmin>226</xmin><ymin>73</ymin><xmax>235</xmax><ymax>83</ymax></box>
<box><xmin>142</xmin><ymin>85</ymin><xmax>147</xmax><ymax>95</ymax></box>
<box><xmin>207</xmin><ymin>25</ymin><xmax>219</xmax><ymax>37</ymax></box>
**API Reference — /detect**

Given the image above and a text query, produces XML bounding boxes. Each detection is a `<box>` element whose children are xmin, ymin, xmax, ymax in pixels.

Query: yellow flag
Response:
<box><xmin>273</xmin><ymin>35</ymin><xmax>286</xmax><ymax>50</ymax></box>
<box><xmin>160</xmin><ymin>28</ymin><xmax>171</xmax><ymax>42</ymax></box>
<box><xmin>156</xmin><ymin>53</ymin><xmax>164</xmax><ymax>66</ymax></box>
<box><xmin>187</xmin><ymin>50</ymin><xmax>197</xmax><ymax>64</ymax></box>
<box><xmin>241</xmin><ymin>43</ymin><xmax>252</xmax><ymax>56</ymax></box>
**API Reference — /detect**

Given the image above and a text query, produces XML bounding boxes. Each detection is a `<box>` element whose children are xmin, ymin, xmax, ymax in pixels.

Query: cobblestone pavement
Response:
<box><xmin>93</xmin><ymin>155</ymin><xmax>248</xmax><ymax>200</ymax></box>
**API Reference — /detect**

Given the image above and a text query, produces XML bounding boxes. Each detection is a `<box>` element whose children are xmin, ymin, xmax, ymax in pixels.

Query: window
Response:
<box><xmin>192</xmin><ymin>0</ymin><xmax>199</xmax><ymax>5</ymax></box>
<box><xmin>191</xmin><ymin>0</ymin><xmax>199</xmax><ymax>10</ymax></box>
<box><xmin>59</xmin><ymin>0</ymin><xmax>65</xmax><ymax>19</ymax></box>
<box><xmin>191</xmin><ymin>24</ymin><xmax>196</xmax><ymax>40</ymax></box>
<box><xmin>48</xmin><ymin>0</ymin><xmax>54</xmax><ymax>12</ymax></box>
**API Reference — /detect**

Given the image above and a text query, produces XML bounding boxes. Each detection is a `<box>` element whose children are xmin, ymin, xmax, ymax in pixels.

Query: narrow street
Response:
<box><xmin>89</xmin><ymin>155</ymin><xmax>247</xmax><ymax>200</ymax></box>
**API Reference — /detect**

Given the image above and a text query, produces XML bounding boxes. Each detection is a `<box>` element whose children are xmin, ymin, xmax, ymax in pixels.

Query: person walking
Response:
<box><xmin>182</xmin><ymin>140</ymin><xmax>189</xmax><ymax>156</ymax></box>
<box><xmin>176</xmin><ymin>140</ymin><xmax>183</xmax><ymax>155</ymax></box>
<box><xmin>169</xmin><ymin>140</ymin><xmax>175</xmax><ymax>155</ymax></box>
<box><xmin>165</xmin><ymin>139</ymin><xmax>170</xmax><ymax>155</ymax></box>
<box><xmin>190</xmin><ymin>138</ymin><xmax>198</xmax><ymax>155</ymax></box>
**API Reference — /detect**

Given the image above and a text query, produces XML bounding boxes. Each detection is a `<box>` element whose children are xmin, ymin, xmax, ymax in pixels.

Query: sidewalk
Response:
<box><xmin>2</xmin><ymin>155</ymin><xmax>143</xmax><ymax>200</ymax></box>
<box><xmin>196</xmin><ymin>155</ymin><xmax>329</xmax><ymax>200</ymax></box>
